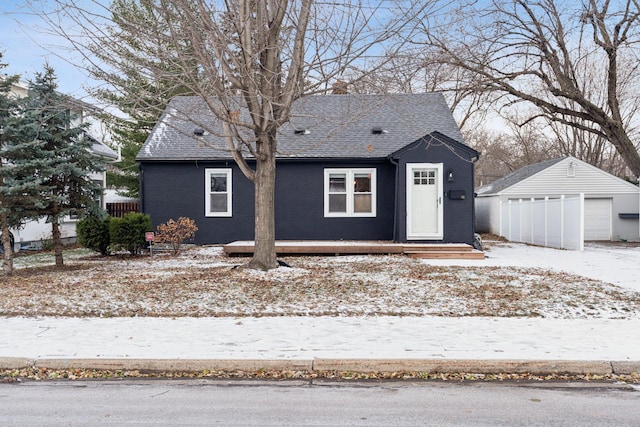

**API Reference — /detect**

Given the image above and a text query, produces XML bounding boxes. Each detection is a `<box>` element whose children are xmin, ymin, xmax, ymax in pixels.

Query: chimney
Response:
<box><xmin>332</xmin><ymin>80</ymin><xmax>348</xmax><ymax>95</ymax></box>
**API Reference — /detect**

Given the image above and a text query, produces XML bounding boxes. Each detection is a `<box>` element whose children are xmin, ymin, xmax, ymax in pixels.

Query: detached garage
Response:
<box><xmin>476</xmin><ymin>156</ymin><xmax>639</xmax><ymax>242</ymax></box>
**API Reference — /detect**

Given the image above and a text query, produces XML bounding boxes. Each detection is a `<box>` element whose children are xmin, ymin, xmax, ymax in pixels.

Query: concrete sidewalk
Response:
<box><xmin>1</xmin><ymin>316</ymin><xmax>639</xmax><ymax>375</ymax></box>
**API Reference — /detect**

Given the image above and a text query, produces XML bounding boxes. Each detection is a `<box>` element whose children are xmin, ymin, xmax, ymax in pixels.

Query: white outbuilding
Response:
<box><xmin>475</xmin><ymin>156</ymin><xmax>640</xmax><ymax>242</ymax></box>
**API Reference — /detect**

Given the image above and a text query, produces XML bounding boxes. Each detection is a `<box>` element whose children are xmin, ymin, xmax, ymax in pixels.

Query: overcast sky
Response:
<box><xmin>1</xmin><ymin>0</ymin><xmax>94</xmax><ymax>101</ymax></box>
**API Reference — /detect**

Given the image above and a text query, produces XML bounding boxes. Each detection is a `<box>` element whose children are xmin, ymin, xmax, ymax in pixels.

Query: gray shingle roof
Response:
<box><xmin>136</xmin><ymin>93</ymin><xmax>467</xmax><ymax>161</ymax></box>
<box><xmin>476</xmin><ymin>157</ymin><xmax>566</xmax><ymax>195</ymax></box>
<box><xmin>89</xmin><ymin>138</ymin><xmax>119</xmax><ymax>160</ymax></box>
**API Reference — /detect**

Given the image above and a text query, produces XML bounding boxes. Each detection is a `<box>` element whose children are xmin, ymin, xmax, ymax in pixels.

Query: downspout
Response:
<box><xmin>138</xmin><ymin>163</ymin><xmax>144</xmax><ymax>213</ymax></box>
<box><xmin>471</xmin><ymin>155</ymin><xmax>478</xmax><ymax>236</ymax></box>
<box><xmin>389</xmin><ymin>155</ymin><xmax>400</xmax><ymax>242</ymax></box>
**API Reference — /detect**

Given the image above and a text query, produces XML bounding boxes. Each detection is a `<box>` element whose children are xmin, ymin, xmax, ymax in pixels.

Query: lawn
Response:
<box><xmin>2</xmin><ymin>243</ymin><xmax>639</xmax><ymax>319</ymax></box>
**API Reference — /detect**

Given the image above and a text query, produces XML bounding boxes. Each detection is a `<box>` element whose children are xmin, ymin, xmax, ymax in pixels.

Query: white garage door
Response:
<box><xmin>584</xmin><ymin>198</ymin><xmax>612</xmax><ymax>241</ymax></box>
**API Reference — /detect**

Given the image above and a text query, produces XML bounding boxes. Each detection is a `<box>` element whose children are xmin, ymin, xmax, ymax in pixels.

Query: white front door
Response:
<box><xmin>406</xmin><ymin>163</ymin><xmax>443</xmax><ymax>240</ymax></box>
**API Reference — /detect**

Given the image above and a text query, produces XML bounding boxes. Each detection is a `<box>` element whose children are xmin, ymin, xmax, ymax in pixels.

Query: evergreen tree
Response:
<box><xmin>0</xmin><ymin>54</ymin><xmax>37</xmax><ymax>275</ymax></box>
<box><xmin>0</xmin><ymin>53</ymin><xmax>19</xmax><ymax>275</ymax></box>
<box><xmin>20</xmin><ymin>65</ymin><xmax>106</xmax><ymax>267</ymax></box>
<box><xmin>91</xmin><ymin>0</ymin><xmax>198</xmax><ymax>198</ymax></box>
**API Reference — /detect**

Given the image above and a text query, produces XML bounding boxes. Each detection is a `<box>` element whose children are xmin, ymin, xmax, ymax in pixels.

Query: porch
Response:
<box><xmin>223</xmin><ymin>241</ymin><xmax>484</xmax><ymax>260</ymax></box>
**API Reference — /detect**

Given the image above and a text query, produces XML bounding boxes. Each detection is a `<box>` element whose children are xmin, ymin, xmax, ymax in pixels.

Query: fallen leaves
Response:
<box><xmin>1</xmin><ymin>367</ymin><xmax>638</xmax><ymax>384</ymax></box>
<box><xmin>0</xmin><ymin>246</ymin><xmax>638</xmax><ymax>319</ymax></box>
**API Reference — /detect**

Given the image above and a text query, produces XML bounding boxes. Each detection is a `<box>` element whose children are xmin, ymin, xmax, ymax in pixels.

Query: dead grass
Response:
<box><xmin>1</xmin><ymin>246</ymin><xmax>638</xmax><ymax>319</ymax></box>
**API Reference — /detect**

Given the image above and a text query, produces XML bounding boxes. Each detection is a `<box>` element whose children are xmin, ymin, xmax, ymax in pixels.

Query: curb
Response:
<box><xmin>611</xmin><ymin>361</ymin><xmax>640</xmax><ymax>375</ymax></box>
<box><xmin>34</xmin><ymin>359</ymin><xmax>313</xmax><ymax>372</ymax></box>
<box><xmin>312</xmin><ymin>359</ymin><xmax>614</xmax><ymax>375</ymax></box>
<box><xmin>2</xmin><ymin>358</ymin><xmax>638</xmax><ymax>376</ymax></box>
<box><xmin>0</xmin><ymin>358</ymin><xmax>32</xmax><ymax>370</ymax></box>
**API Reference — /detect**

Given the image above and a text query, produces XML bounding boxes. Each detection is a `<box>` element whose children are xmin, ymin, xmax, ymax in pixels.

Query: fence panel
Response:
<box><xmin>107</xmin><ymin>201</ymin><xmax>140</xmax><ymax>218</ymax></box>
<box><xmin>498</xmin><ymin>194</ymin><xmax>584</xmax><ymax>250</ymax></box>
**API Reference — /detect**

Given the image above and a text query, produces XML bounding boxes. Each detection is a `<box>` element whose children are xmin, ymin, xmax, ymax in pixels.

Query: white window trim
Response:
<box><xmin>324</xmin><ymin>168</ymin><xmax>376</xmax><ymax>217</ymax></box>
<box><xmin>205</xmin><ymin>168</ymin><xmax>232</xmax><ymax>217</ymax></box>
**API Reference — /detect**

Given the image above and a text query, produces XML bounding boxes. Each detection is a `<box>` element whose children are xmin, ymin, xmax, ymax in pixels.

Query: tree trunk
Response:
<box><xmin>1</xmin><ymin>212</ymin><xmax>13</xmax><ymax>276</ymax></box>
<box><xmin>607</xmin><ymin>125</ymin><xmax>640</xmax><ymax>178</ymax></box>
<box><xmin>52</xmin><ymin>216</ymin><xmax>64</xmax><ymax>267</ymax></box>
<box><xmin>248</xmin><ymin>134</ymin><xmax>278</xmax><ymax>271</ymax></box>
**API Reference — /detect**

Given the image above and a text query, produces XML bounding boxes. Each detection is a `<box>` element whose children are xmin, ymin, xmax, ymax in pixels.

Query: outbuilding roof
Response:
<box><xmin>476</xmin><ymin>157</ymin><xmax>565</xmax><ymax>195</ymax></box>
<box><xmin>137</xmin><ymin>92</ymin><xmax>467</xmax><ymax>161</ymax></box>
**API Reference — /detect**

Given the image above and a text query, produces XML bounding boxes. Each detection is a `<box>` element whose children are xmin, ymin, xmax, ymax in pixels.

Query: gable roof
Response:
<box><xmin>390</xmin><ymin>130</ymin><xmax>479</xmax><ymax>160</ymax></box>
<box><xmin>477</xmin><ymin>156</ymin><xmax>639</xmax><ymax>196</ymax></box>
<box><xmin>477</xmin><ymin>157</ymin><xmax>564</xmax><ymax>195</ymax></box>
<box><xmin>137</xmin><ymin>93</ymin><xmax>468</xmax><ymax>161</ymax></box>
<box><xmin>88</xmin><ymin>135</ymin><xmax>119</xmax><ymax>160</ymax></box>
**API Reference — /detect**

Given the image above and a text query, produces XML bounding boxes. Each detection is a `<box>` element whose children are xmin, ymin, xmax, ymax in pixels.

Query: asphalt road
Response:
<box><xmin>1</xmin><ymin>379</ymin><xmax>638</xmax><ymax>426</ymax></box>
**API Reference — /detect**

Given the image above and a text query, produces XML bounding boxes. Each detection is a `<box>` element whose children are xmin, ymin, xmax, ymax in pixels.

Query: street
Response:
<box><xmin>1</xmin><ymin>379</ymin><xmax>638</xmax><ymax>426</ymax></box>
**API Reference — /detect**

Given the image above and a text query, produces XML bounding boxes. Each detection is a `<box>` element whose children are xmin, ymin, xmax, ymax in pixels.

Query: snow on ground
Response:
<box><xmin>424</xmin><ymin>241</ymin><xmax>640</xmax><ymax>292</ymax></box>
<box><xmin>2</xmin><ymin>241</ymin><xmax>639</xmax><ymax>362</ymax></box>
<box><xmin>2</xmin><ymin>316</ymin><xmax>640</xmax><ymax>361</ymax></box>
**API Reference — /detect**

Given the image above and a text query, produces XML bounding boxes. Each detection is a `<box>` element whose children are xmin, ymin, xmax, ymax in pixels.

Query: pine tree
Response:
<box><xmin>0</xmin><ymin>53</ymin><xmax>28</xmax><ymax>276</ymax></box>
<box><xmin>90</xmin><ymin>0</ymin><xmax>198</xmax><ymax>198</ymax></box>
<box><xmin>19</xmin><ymin>65</ymin><xmax>106</xmax><ymax>267</ymax></box>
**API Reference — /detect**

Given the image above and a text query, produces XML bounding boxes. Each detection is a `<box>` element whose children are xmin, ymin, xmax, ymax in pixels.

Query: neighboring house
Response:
<box><xmin>8</xmin><ymin>82</ymin><xmax>119</xmax><ymax>250</ymax></box>
<box><xmin>476</xmin><ymin>156</ymin><xmax>640</xmax><ymax>242</ymax></box>
<box><xmin>137</xmin><ymin>93</ymin><xmax>480</xmax><ymax>245</ymax></box>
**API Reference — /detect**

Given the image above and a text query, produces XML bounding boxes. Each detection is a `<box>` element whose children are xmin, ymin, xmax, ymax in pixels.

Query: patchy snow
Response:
<box><xmin>1</xmin><ymin>241</ymin><xmax>639</xmax><ymax>362</ymax></box>
<box><xmin>142</xmin><ymin>107</ymin><xmax>175</xmax><ymax>156</ymax></box>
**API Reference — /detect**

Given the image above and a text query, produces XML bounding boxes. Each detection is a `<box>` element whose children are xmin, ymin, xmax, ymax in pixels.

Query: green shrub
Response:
<box><xmin>77</xmin><ymin>215</ymin><xmax>112</xmax><ymax>256</ymax></box>
<box><xmin>109</xmin><ymin>212</ymin><xmax>152</xmax><ymax>254</ymax></box>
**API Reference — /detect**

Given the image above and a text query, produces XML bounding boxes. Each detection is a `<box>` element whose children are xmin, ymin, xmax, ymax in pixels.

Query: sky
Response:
<box><xmin>0</xmin><ymin>1</ymin><xmax>96</xmax><ymax>101</ymax></box>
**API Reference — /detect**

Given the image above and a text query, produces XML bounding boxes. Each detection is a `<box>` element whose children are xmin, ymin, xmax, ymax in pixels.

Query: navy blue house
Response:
<box><xmin>136</xmin><ymin>93</ymin><xmax>480</xmax><ymax>245</ymax></box>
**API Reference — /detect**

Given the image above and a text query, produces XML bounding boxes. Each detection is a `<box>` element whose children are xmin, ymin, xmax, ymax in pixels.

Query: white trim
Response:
<box><xmin>205</xmin><ymin>168</ymin><xmax>232</xmax><ymax>217</ymax></box>
<box><xmin>406</xmin><ymin>163</ymin><xmax>443</xmax><ymax>240</ymax></box>
<box><xmin>324</xmin><ymin>168</ymin><xmax>376</xmax><ymax>217</ymax></box>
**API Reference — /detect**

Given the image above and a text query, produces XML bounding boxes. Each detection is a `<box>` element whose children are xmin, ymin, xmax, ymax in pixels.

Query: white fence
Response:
<box><xmin>499</xmin><ymin>194</ymin><xmax>584</xmax><ymax>251</ymax></box>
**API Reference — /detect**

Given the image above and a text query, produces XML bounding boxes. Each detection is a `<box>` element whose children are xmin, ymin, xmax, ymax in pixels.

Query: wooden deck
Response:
<box><xmin>223</xmin><ymin>241</ymin><xmax>484</xmax><ymax>260</ymax></box>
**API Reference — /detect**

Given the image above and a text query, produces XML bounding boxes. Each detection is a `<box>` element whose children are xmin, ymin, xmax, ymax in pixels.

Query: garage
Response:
<box><xmin>476</xmin><ymin>156</ymin><xmax>640</xmax><ymax>244</ymax></box>
<box><xmin>584</xmin><ymin>198</ymin><xmax>612</xmax><ymax>241</ymax></box>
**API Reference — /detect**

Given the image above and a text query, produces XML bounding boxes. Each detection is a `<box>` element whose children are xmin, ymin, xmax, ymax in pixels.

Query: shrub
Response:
<box><xmin>109</xmin><ymin>212</ymin><xmax>152</xmax><ymax>254</ymax></box>
<box><xmin>77</xmin><ymin>215</ymin><xmax>112</xmax><ymax>255</ymax></box>
<box><xmin>155</xmin><ymin>217</ymin><xmax>198</xmax><ymax>255</ymax></box>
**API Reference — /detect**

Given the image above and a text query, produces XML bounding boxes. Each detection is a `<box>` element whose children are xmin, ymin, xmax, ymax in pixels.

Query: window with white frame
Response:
<box><xmin>205</xmin><ymin>168</ymin><xmax>232</xmax><ymax>217</ymax></box>
<box><xmin>324</xmin><ymin>168</ymin><xmax>376</xmax><ymax>217</ymax></box>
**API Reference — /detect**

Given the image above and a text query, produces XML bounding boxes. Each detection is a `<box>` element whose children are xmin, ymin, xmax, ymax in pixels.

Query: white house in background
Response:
<box><xmin>475</xmin><ymin>156</ymin><xmax>640</xmax><ymax>242</ymax></box>
<box><xmin>8</xmin><ymin>81</ymin><xmax>119</xmax><ymax>250</ymax></box>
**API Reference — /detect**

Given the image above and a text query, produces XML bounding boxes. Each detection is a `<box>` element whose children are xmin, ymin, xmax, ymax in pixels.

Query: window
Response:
<box><xmin>205</xmin><ymin>169</ymin><xmax>232</xmax><ymax>217</ymax></box>
<box><xmin>324</xmin><ymin>168</ymin><xmax>376</xmax><ymax>217</ymax></box>
<box><xmin>414</xmin><ymin>170</ymin><xmax>436</xmax><ymax>186</ymax></box>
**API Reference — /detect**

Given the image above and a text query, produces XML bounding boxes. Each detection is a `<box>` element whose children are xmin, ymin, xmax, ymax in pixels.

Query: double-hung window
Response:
<box><xmin>324</xmin><ymin>168</ymin><xmax>376</xmax><ymax>217</ymax></box>
<box><xmin>205</xmin><ymin>168</ymin><xmax>232</xmax><ymax>217</ymax></box>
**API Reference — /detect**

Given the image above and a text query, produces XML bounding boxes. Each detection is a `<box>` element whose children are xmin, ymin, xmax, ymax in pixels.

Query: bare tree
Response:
<box><xmin>35</xmin><ymin>0</ymin><xmax>427</xmax><ymax>269</ymax></box>
<box><xmin>416</xmin><ymin>0</ymin><xmax>640</xmax><ymax>178</ymax></box>
<box><xmin>466</xmin><ymin>111</ymin><xmax>558</xmax><ymax>187</ymax></box>
<box><xmin>345</xmin><ymin>48</ymin><xmax>496</xmax><ymax>130</ymax></box>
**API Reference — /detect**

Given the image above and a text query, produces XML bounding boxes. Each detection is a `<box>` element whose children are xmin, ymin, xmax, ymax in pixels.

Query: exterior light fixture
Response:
<box><xmin>447</xmin><ymin>169</ymin><xmax>454</xmax><ymax>182</ymax></box>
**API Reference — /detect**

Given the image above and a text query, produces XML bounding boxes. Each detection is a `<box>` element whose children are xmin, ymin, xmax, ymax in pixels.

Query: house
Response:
<box><xmin>8</xmin><ymin>81</ymin><xmax>119</xmax><ymax>250</ymax></box>
<box><xmin>475</xmin><ymin>156</ymin><xmax>640</xmax><ymax>242</ymax></box>
<box><xmin>136</xmin><ymin>93</ymin><xmax>480</xmax><ymax>245</ymax></box>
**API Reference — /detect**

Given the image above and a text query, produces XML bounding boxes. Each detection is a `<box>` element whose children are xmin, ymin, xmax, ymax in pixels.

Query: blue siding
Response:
<box><xmin>140</xmin><ymin>160</ymin><xmax>395</xmax><ymax>244</ymax></box>
<box><xmin>139</xmin><ymin>136</ymin><xmax>477</xmax><ymax>245</ymax></box>
<box><xmin>391</xmin><ymin>136</ymin><xmax>477</xmax><ymax>245</ymax></box>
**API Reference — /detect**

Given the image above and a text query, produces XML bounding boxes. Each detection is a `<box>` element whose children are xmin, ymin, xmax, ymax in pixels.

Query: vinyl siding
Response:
<box><xmin>501</xmin><ymin>157</ymin><xmax>638</xmax><ymax>197</ymax></box>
